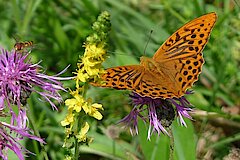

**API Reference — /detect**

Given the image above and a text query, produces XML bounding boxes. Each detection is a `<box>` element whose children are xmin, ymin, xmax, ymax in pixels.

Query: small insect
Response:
<box><xmin>14</xmin><ymin>40</ymin><xmax>34</xmax><ymax>51</ymax></box>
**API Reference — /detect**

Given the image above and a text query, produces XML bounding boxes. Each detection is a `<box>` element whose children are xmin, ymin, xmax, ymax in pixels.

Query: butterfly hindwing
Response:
<box><xmin>134</xmin><ymin>70</ymin><xmax>181</xmax><ymax>98</ymax></box>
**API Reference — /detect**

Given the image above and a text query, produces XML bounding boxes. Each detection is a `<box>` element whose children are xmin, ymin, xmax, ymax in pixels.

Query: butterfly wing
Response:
<box><xmin>92</xmin><ymin>65</ymin><xmax>144</xmax><ymax>90</ymax></box>
<box><xmin>150</xmin><ymin>12</ymin><xmax>217</xmax><ymax>97</ymax></box>
<box><xmin>153</xmin><ymin>12</ymin><xmax>217</xmax><ymax>61</ymax></box>
<box><xmin>91</xmin><ymin>65</ymin><xmax>181</xmax><ymax>98</ymax></box>
<box><xmin>152</xmin><ymin>51</ymin><xmax>204</xmax><ymax>97</ymax></box>
<box><xmin>134</xmin><ymin>67</ymin><xmax>182</xmax><ymax>98</ymax></box>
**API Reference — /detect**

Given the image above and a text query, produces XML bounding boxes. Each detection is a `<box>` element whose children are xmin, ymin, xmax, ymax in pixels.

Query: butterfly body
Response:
<box><xmin>92</xmin><ymin>12</ymin><xmax>217</xmax><ymax>99</ymax></box>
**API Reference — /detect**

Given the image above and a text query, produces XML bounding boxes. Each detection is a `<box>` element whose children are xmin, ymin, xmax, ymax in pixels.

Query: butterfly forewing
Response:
<box><xmin>148</xmin><ymin>12</ymin><xmax>217</xmax><ymax>98</ymax></box>
<box><xmin>96</xmin><ymin>65</ymin><xmax>144</xmax><ymax>90</ymax></box>
<box><xmin>155</xmin><ymin>52</ymin><xmax>204</xmax><ymax>97</ymax></box>
<box><xmin>136</xmin><ymin>69</ymin><xmax>182</xmax><ymax>98</ymax></box>
<box><xmin>153</xmin><ymin>12</ymin><xmax>217</xmax><ymax>61</ymax></box>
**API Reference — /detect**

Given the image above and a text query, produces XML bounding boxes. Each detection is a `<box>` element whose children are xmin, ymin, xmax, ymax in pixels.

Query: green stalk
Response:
<box><xmin>74</xmin><ymin>116</ymin><xmax>80</xmax><ymax>160</ymax></box>
<box><xmin>112</xmin><ymin>140</ymin><xmax>116</xmax><ymax>156</ymax></box>
<box><xmin>168</xmin><ymin>127</ymin><xmax>174</xmax><ymax>160</ymax></box>
<box><xmin>73</xmin><ymin>83</ymin><xmax>89</xmax><ymax>159</ymax></box>
<box><xmin>11</xmin><ymin>0</ymin><xmax>21</xmax><ymax>32</ymax></box>
<box><xmin>28</xmin><ymin>104</ymin><xmax>49</xmax><ymax>160</ymax></box>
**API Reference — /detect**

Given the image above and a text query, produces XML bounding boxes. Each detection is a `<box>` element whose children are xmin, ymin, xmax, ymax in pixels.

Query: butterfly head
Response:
<box><xmin>140</xmin><ymin>56</ymin><xmax>159</xmax><ymax>72</ymax></box>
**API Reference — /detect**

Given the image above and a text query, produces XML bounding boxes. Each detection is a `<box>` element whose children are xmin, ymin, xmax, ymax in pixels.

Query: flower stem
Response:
<box><xmin>28</xmin><ymin>104</ymin><xmax>49</xmax><ymax>160</ymax></box>
<box><xmin>73</xmin><ymin>83</ymin><xmax>88</xmax><ymax>159</ymax></box>
<box><xmin>150</xmin><ymin>135</ymin><xmax>160</xmax><ymax>160</ymax></box>
<box><xmin>74</xmin><ymin>116</ymin><xmax>80</xmax><ymax>160</ymax></box>
<box><xmin>168</xmin><ymin>127</ymin><xmax>174</xmax><ymax>160</ymax></box>
<box><xmin>112</xmin><ymin>140</ymin><xmax>116</xmax><ymax>156</ymax></box>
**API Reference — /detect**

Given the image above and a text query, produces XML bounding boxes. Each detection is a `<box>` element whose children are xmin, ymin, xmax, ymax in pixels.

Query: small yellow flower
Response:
<box><xmin>82</xmin><ymin>101</ymin><xmax>90</xmax><ymax>114</ymax></box>
<box><xmin>65</xmin><ymin>90</ymin><xmax>84</xmax><ymax>112</ymax></box>
<box><xmin>76</xmin><ymin>70</ymin><xmax>89</xmax><ymax>83</ymax></box>
<box><xmin>61</xmin><ymin>111</ymin><xmax>74</xmax><ymax>127</ymax></box>
<box><xmin>81</xmin><ymin>98</ymin><xmax>103</xmax><ymax>120</ymax></box>
<box><xmin>75</xmin><ymin>43</ymin><xmax>107</xmax><ymax>84</ymax></box>
<box><xmin>64</xmin><ymin>155</ymin><xmax>72</xmax><ymax>160</ymax></box>
<box><xmin>84</xmin><ymin>44</ymin><xmax>106</xmax><ymax>61</ymax></box>
<box><xmin>76</xmin><ymin>122</ymin><xmax>89</xmax><ymax>142</ymax></box>
<box><xmin>64</xmin><ymin>127</ymin><xmax>72</xmax><ymax>138</ymax></box>
<box><xmin>88</xmin><ymin>103</ymin><xmax>104</xmax><ymax>120</ymax></box>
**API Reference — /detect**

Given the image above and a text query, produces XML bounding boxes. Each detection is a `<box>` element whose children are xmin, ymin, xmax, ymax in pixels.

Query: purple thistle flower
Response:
<box><xmin>0</xmin><ymin>48</ymin><xmax>68</xmax><ymax>110</ymax></box>
<box><xmin>119</xmin><ymin>92</ymin><xmax>193</xmax><ymax>140</ymax></box>
<box><xmin>118</xmin><ymin>105</ymin><xmax>145</xmax><ymax>135</ymax></box>
<box><xmin>0</xmin><ymin>47</ymin><xmax>70</xmax><ymax>159</ymax></box>
<box><xmin>0</xmin><ymin>120</ymin><xmax>45</xmax><ymax>160</ymax></box>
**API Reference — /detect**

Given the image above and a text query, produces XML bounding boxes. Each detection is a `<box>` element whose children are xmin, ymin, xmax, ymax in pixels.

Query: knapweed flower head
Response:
<box><xmin>0</xmin><ymin>48</ymin><xmax>66</xmax><ymax>110</ymax></box>
<box><xmin>61</xmin><ymin>11</ymin><xmax>110</xmax><ymax>155</ymax></box>
<box><xmin>0</xmin><ymin>47</ymin><xmax>68</xmax><ymax>159</ymax></box>
<box><xmin>119</xmin><ymin>92</ymin><xmax>193</xmax><ymax>140</ymax></box>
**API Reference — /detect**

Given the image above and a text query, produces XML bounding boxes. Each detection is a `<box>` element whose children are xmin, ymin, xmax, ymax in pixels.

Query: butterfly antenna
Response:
<box><xmin>143</xmin><ymin>30</ymin><xmax>153</xmax><ymax>56</ymax></box>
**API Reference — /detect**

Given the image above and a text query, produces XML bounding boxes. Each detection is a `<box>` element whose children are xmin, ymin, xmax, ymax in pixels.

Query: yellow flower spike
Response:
<box><xmin>76</xmin><ymin>122</ymin><xmax>90</xmax><ymax>142</ymax></box>
<box><xmin>62</xmin><ymin>11</ymin><xmax>110</xmax><ymax>157</ymax></box>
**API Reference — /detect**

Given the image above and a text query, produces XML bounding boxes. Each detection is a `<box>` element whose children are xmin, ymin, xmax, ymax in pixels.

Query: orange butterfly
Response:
<box><xmin>91</xmin><ymin>12</ymin><xmax>217</xmax><ymax>99</ymax></box>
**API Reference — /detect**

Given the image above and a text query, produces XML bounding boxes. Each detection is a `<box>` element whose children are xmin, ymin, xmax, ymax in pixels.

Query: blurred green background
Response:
<box><xmin>0</xmin><ymin>0</ymin><xmax>239</xmax><ymax>159</ymax></box>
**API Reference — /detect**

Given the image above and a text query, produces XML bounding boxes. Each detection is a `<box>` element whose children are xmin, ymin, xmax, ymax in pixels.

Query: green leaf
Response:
<box><xmin>138</xmin><ymin>120</ymin><xmax>170</xmax><ymax>160</ymax></box>
<box><xmin>173</xmin><ymin>119</ymin><xmax>196</xmax><ymax>160</ymax></box>
<box><xmin>84</xmin><ymin>131</ymin><xmax>141</xmax><ymax>159</ymax></box>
